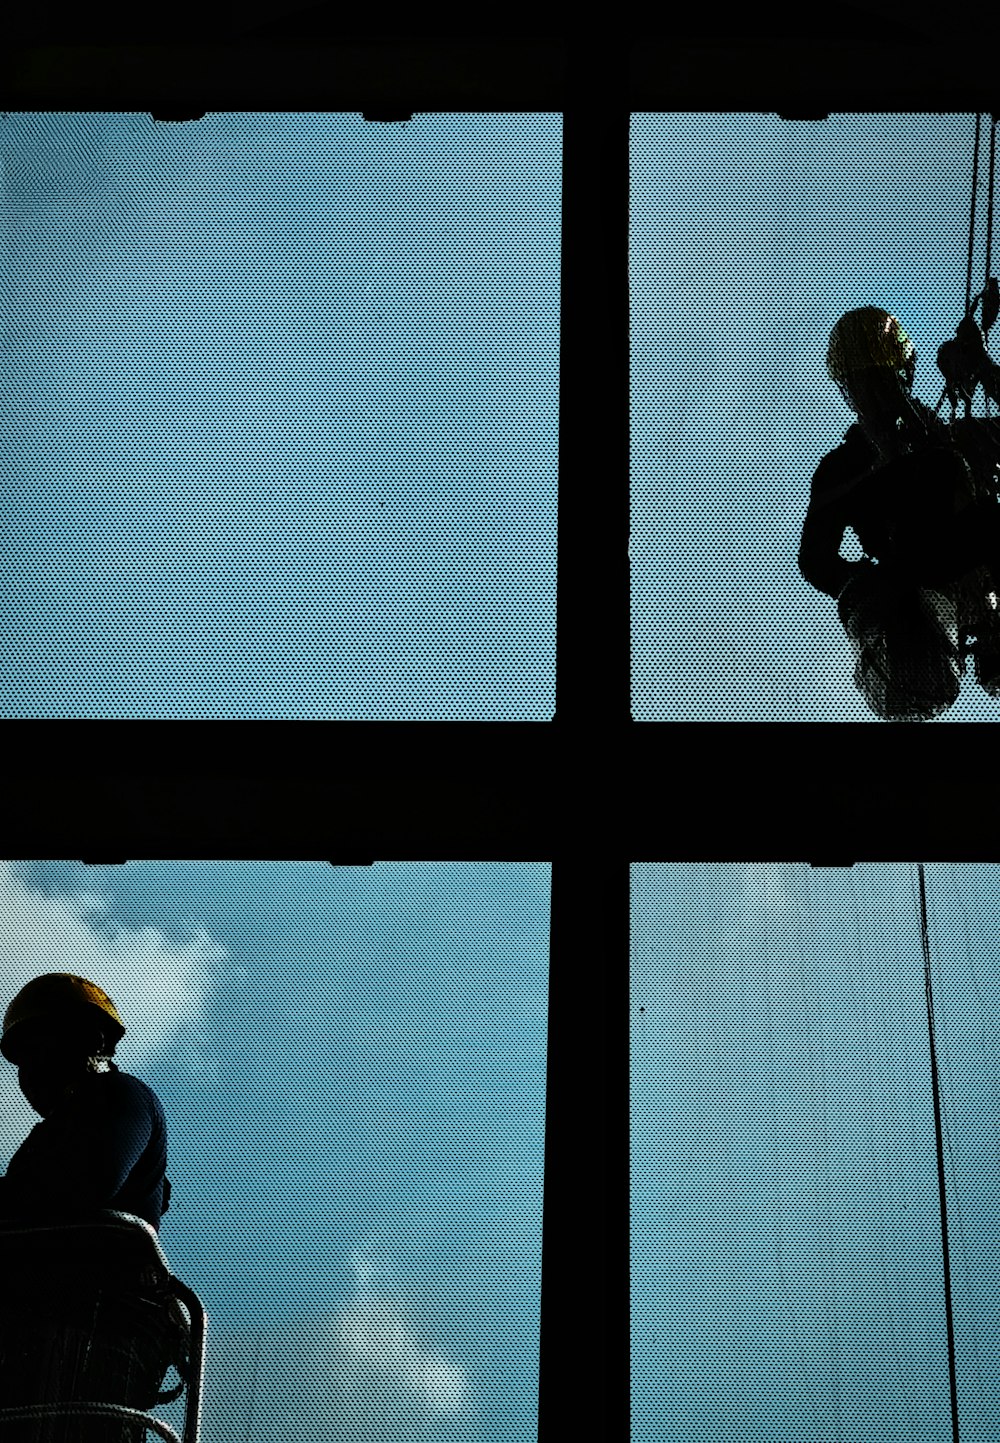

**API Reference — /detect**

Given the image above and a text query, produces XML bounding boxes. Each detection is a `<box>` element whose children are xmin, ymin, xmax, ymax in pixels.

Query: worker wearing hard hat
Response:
<box><xmin>0</xmin><ymin>974</ymin><xmax>178</xmax><ymax>1441</ymax></box>
<box><xmin>0</xmin><ymin>973</ymin><xmax>171</xmax><ymax>1230</ymax></box>
<box><xmin>798</xmin><ymin>306</ymin><xmax>1000</xmax><ymax>719</ymax></box>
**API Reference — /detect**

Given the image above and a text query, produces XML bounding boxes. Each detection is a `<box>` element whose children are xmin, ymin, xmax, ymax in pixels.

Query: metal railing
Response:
<box><xmin>0</xmin><ymin>1211</ymin><xmax>206</xmax><ymax>1443</ymax></box>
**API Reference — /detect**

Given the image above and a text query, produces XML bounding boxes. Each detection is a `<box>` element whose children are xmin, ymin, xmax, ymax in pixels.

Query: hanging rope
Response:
<box><xmin>984</xmin><ymin>115</ymin><xmax>996</xmax><ymax>348</ymax></box>
<box><xmin>966</xmin><ymin>113</ymin><xmax>981</xmax><ymax>320</ymax></box>
<box><xmin>918</xmin><ymin>862</ymin><xmax>960</xmax><ymax>1443</ymax></box>
<box><xmin>936</xmin><ymin>113</ymin><xmax>999</xmax><ymax>420</ymax></box>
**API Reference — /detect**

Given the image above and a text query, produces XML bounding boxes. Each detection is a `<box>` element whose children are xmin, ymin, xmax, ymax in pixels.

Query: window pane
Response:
<box><xmin>2</xmin><ymin>113</ymin><xmax>559</xmax><ymax>718</ymax></box>
<box><xmin>632</xmin><ymin>862</ymin><xmax>1000</xmax><ymax>1442</ymax></box>
<box><xmin>0</xmin><ymin>860</ymin><xmax>550</xmax><ymax>1442</ymax></box>
<box><xmin>631</xmin><ymin>114</ymin><xmax>1000</xmax><ymax>720</ymax></box>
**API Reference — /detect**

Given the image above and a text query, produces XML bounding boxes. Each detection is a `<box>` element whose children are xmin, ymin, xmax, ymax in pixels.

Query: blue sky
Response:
<box><xmin>632</xmin><ymin>861</ymin><xmax>1000</xmax><ymax>1442</ymax></box>
<box><xmin>1</xmin><ymin>860</ymin><xmax>998</xmax><ymax>1442</ymax></box>
<box><xmin>2</xmin><ymin>111</ymin><xmax>560</xmax><ymax>719</ymax></box>
<box><xmin>4</xmin><ymin>110</ymin><xmax>999</xmax><ymax>719</ymax></box>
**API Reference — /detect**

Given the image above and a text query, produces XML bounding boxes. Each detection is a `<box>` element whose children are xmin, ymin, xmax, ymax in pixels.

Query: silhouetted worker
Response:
<box><xmin>0</xmin><ymin>973</ymin><xmax>179</xmax><ymax>1441</ymax></box>
<box><xmin>799</xmin><ymin>307</ymin><xmax>1000</xmax><ymax>719</ymax></box>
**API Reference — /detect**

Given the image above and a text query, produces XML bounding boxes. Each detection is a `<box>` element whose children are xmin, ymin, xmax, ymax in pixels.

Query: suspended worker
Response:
<box><xmin>798</xmin><ymin>306</ymin><xmax>1000</xmax><ymax>719</ymax></box>
<box><xmin>0</xmin><ymin>973</ymin><xmax>178</xmax><ymax>1441</ymax></box>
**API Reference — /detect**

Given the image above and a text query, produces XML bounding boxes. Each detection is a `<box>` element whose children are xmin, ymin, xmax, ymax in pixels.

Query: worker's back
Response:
<box><xmin>0</xmin><ymin>1067</ymin><xmax>170</xmax><ymax>1232</ymax></box>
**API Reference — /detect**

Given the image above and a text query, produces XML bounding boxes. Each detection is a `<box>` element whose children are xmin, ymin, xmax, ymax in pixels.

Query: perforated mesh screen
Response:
<box><xmin>630</xmin><ymin>114</ymin><xmax>1000</xmax><ymax>721</ymax></box>
<box><xmin>0</xmin><ymin>861</ymin><xmax>550</xmax><ymax>1442</ymax></box>
<box><xmin>631</xmin><ymin>863</ymin><xmax>1000</xmax><ymax>1442</ymax></box>
<box><xmin>2</xmin><ymin>114</ymin><xmax>559</xmax><ymax>719</ymax></box>
<box><xmin>9</xmin><ymin>111</ymin><xmax>997</xmax><ymax>722</ymax></box>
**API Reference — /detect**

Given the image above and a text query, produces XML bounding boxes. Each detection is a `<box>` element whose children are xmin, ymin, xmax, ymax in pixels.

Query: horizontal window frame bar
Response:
<box><xmin>7</xmin><ymin>38</ymin><xmax>999</xmax><ymax>111</ymax></box>
<box><xmin>2</xmin><ymin>720</ymin><xmax>996</xmax><ymax>859</ymax></box>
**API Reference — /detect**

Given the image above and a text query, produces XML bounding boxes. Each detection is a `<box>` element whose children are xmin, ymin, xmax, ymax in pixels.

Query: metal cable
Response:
<box><xmin>967</xmin><ymin>114</ymin><xmax>982</xmax><ymax>318</ymax></box>
<box><xmin>984</xmin><ymin>114</ymin><xmax>996</xmax><ymax>345</ymax></box>
<box><xmin>917</xmin><ymin>863</ymin><xmax>960</xmax><ymax>1443</ymax></box>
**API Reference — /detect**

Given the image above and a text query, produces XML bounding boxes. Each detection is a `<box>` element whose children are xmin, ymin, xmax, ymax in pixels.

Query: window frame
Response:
<box><xmin>6</xmin><ymin>20</ymin><xmax>1000</xmax><ymax>1443</ymax></box>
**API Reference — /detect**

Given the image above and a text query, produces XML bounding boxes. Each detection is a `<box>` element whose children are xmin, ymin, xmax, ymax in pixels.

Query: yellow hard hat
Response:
<box><xmin>1</xmin><ymin>973</ymin><xmax>126</xmax><ymax>1063</ymax></box>
<box><xmin>827</xmin><ymin>307</ymin><xmax>916</xmax><ymax>394</ymax></box>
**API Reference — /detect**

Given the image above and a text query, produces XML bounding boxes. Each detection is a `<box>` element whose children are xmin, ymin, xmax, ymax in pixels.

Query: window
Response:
<box><xmin>5</xmin><ymin>31</ymin><xmax>1000</xmax><ymax>1443</ymax></box>
<box><xmin>2</xmin><ymin>112</ymin><xmax>559</xmax><ymax>719</ymax></box>
<box><xmin>631</xmin><ymin>113</ymin><xmax>999</xmax><ymax>721</ymax></box>
<box><xmin>0</xmin><ymin>860</ymin><xmax>550</xmax><ymax>1443</ymax></box>
<box><xmin>632</xmin><ymin>863</ymin><xmax>1000</xmax><ymax>1442</ymax></box>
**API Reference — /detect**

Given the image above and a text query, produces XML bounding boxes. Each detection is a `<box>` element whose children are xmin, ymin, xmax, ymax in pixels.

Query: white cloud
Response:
<box><xmin>335</xmin><ymin>1297</ymin><xmax>467</xmax><ymax>1413</ymax></box>
<box><xmin>336</xmin><ymin>1251</ymin><xmax>468</xmax><ymax>1414</ymax></box>
<box><xmin>0</xmin><ymin>861</ymin><xmax>225</xmax><ymax>1158</ymax></box>
<box><xmin>247</xmin><ymin>1254</ymin><xmax>472</xmax><ymax>1441</ymax></box>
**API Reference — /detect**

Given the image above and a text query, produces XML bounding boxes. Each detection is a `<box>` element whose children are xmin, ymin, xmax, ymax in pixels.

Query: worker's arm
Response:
<box><xmin>0</xmin><ymin>1079</ymin><xmax>155</xmax><ymax>1215</ymax></box>
<box><xmin>798</xmin><ymin>450</ymin><xmax>862</xmax><ymax>600</ymax></box>
<box><xmin>797</xmin><ymin>420</ymin><xmax>907</xmax><ymax>598</ymax></box>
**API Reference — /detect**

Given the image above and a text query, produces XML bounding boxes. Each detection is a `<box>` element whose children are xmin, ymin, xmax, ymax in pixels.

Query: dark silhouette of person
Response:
<box><xmin>0</xmin><ymin>974</ymin><xmax>179</xmax><ymax>1442</ymax></box>
<box><xmin>799</xmin><ymin>307</ymin><xmax>1000</xmax><ymax>719</ymax></box>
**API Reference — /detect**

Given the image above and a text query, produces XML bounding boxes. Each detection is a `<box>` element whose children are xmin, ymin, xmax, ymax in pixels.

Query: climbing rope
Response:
<box><xmin>937</xmin><ymin>113</ymin><xmax>999</xmax><ymax>422</ymax></box>
<box><xmin>917</xmin><ymin>863</ymin><xmax>960</xmax><ymax>1443</ymax></box>
<box><xmin>965</xmin><ymin>111</ymin><xmax>996</xmax><ymax>334</ymax></box>
<box><xmin>984</xmin><ymin>115</ymin><xmax>997</xmax><ymax>350</ymax></box>
<box><xmin>965</xmin><ymin>113</ymin><xmax>981</xmax><ymax>321</ymax></box>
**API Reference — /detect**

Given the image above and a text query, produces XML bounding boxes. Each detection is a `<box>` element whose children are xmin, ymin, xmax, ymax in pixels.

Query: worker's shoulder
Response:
<box><xmin>87</xmin><ymin>1068</ymin><xmax>166</xmax><ymax>1119</ymax></box>
<box><xmin>810</xmin><ymin>424</ymin><xmax>873</xmax><ymax>491</ymax></box>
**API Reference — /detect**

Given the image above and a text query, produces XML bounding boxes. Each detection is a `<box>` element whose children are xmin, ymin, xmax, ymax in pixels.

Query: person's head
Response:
<box><xmin>1</xmin><ymin>973</ymin><xmax>126</xmax><ymax>1116</ymax></box>
<box><xmin>827</xmin><ymin>307</ymin><xmax>917</xmax><ymax>427</ymax></box>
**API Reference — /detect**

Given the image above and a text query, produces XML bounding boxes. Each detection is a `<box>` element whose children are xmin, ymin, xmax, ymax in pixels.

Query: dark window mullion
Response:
<box><xmin>542</xmin><ymin>33</ymin><xmax>632</xmax><ymax>1443</ymax></box>
<box><xmin>540</xmin><ymin>857</ymin><xmax>631</xmax><ymax>1443</ymax></box>
<box><xmin>554</xmin><ymin>74</ymin><xmax>632</xmax><ymax>728</ymax></box>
